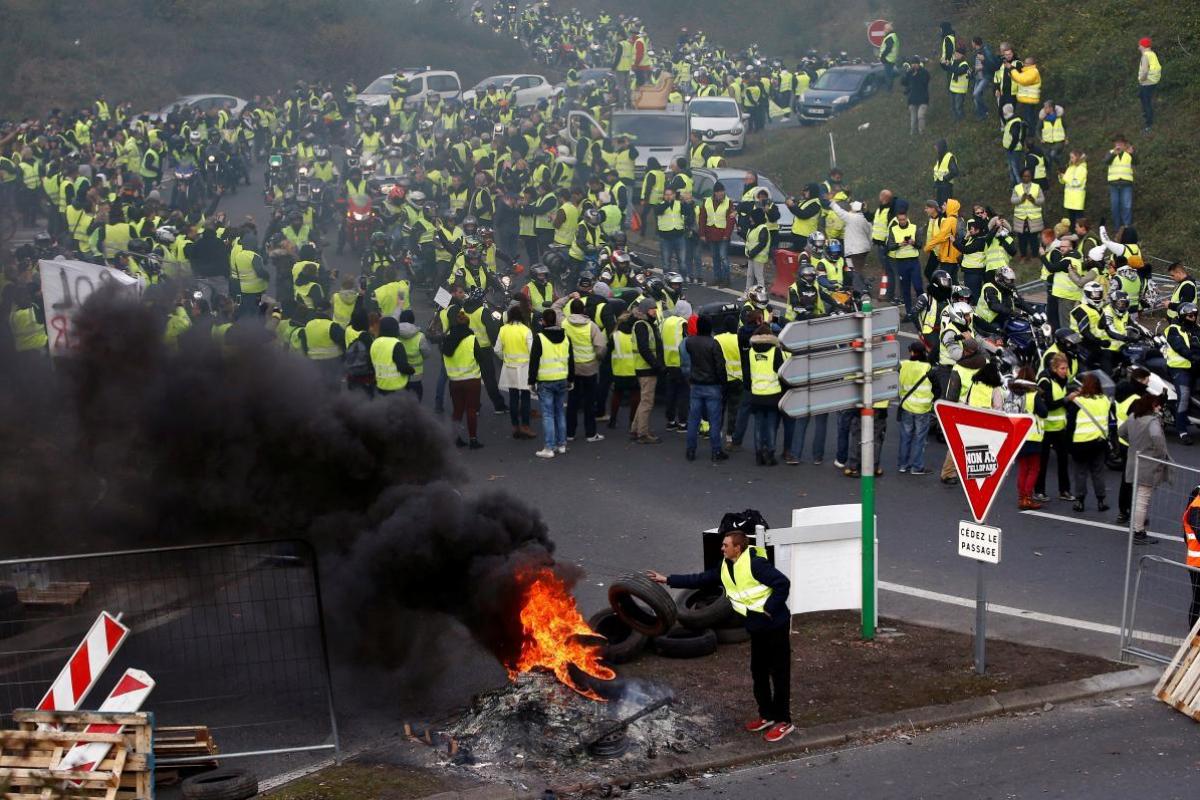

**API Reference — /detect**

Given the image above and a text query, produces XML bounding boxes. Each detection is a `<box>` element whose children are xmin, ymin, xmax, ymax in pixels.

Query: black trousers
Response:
<box><xmin>567</xmin><ymin>374</ymin><xmax>597</xmax><ymax>438</ymax></box>
<box><xmin>749</xmin><ymin>625</ymin><xmax>791</xmax><ymax>724</ymax></box>
<box><xmin>1190</xmin><ymin>571</ymin><xmax>1200</xmax><ymax>630</ymax></box>
<box><xmin>1036</xmin><ymin>429</ymin><xmax>1071</xmax><ymax>495</ymax></box>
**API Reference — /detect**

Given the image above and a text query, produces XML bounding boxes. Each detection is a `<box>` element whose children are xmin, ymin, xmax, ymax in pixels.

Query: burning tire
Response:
<box><xmin>587</xmin><ymin>608</ymin><xmax>648</xmax><ymax>664</ymax></box>
<box><xmin>608</xmin><ymin>574</ymin><xmax>677</xmax><ymax>637</ymax></box>
<box><xmin>181</xmin><ymin>768</ymin><xmax>258</xmax><ymax>800</ymax></box>
<box><xmin>652</xmin><ymin>625</ymin><xmax>718</xmax><ymax>659</ymax></box>
<box><xmin>715</xmin><ymin>625</ymin><xmax>750</xmax><ymax>644</ymax></box>
<box><xmin>675</xmin><ymin>587</ymin><xmax>737</xmax><ymax>630</ymax></box>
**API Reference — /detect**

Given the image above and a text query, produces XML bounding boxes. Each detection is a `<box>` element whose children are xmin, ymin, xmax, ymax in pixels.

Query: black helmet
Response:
<box><xmin>1053</xmin><ymin>328</ymin><xmax>1082</xmax><ymax>351</ymax></box>
<box><xmin>608</xmin><ymin>230</ymin><xmax>628</xmax><ymax>248</ymax></box>
<box><xmin>930</xmin><ymin>269</ymin><xmax>952</xmax><ymax>291</ymax></box>
<box><xmin>582</xmin><ymin>207</ymin><xmax>601</xmax><ymax>226</ymax></box>
<box><xmin>532</xmin><ymin>263</ymin><xmax>550</xmax><ymax>279</ymax></box>
<box><xmin>1110</xmin><ymin>290</ymin><xmax>1130</xmax><ymax>313</ymax></box>
<box><xmin>797</xmin><ymin>264</ymin><xmax>817</xmax><ymax>284</ymax></box>
<box><xmin>995</xmin><ymin>266</ymin><xmax>1017</xmax><ymax>290</ymax></box>
<box><xmin>578</xmin><ymin>271</ymin><xmax>595</xmax><ymax>289</ymax></box>
<box><xmin>370</xmin><ymin>231</ymin><xmax>389</xmax><ymax>246</ymax></box>
<box><xmin>1181</xmin><ymin>302</ymin><xmax>1199</xmax><ymax>322</ymax></box>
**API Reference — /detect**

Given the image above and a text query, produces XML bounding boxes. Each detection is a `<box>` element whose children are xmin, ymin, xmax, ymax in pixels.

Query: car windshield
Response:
<box><xmin>473</xmin><ymin>77</ymin><xmax>513</xmax><ymax>91</ymax></box>
<box><xmin>689</xmin><ymin>100</ymin><xmax>738</xmax><ymax>118</ymax></box>
<box><xmin>611</xmin><ymin>114</ymin><xmax>687</xmax><ymax>147</ymax></box>
<box><xmin>812</xmin><ymin>70</ymin><xmax>864</xmax><ymax>92</ymax></box>
<box><xmin>712</xmin><ymin>176</ymin><xmax>785</xmax><ymax>203</ymax></box>
<box><xmin>363</xmin><ymin>76</ymin><xmax>393</xmax><ymax>94</ymax></box>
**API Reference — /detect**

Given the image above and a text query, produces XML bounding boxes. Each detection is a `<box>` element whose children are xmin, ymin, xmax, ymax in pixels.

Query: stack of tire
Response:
<box><xmin>588</xmin><ymin>574</ymin><xmax>745</xmax><ymax>664</ymax></box>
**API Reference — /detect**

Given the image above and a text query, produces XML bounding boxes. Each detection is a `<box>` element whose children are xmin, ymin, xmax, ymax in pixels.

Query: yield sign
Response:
<box><xmin>867</xmin><ymin>19</ymin><xmax>889</xmax><ymax>48</ymax></box>
<box><xmin>935</xmin><ymin>400</ymin><xmax>1034</xmax><ymax>523</ymax></box>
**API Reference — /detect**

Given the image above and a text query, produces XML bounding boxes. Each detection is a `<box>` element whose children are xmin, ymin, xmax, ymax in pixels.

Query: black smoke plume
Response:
<box><xmin>0</xmin><ymin>287</ymin><xmax>567</xmax><ymax>698</ymax></box>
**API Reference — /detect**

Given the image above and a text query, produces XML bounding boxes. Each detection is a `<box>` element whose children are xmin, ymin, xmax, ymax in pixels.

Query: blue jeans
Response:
<box><xmin>732</xmin><ymin>391</ymin><xmax>754</xmax><ymax>445</ymax></box>
<box><xmin>684</xmin><ymin>236</ymin><xmax>702</xmax><ymax>282</ymax></box>
<box><xmin>836</xmin><ymin>409</ymin><xmax>854</xmax><ymax>464</ymax></box>
<box><xmin>962</xmin><ymin>268</ymin><xmax>985</xmax><ymax>308</ymax></box>
<box><xmin>1139</xmin><ymin>84</ymin><xmax>1155</xmax><ymax>127</ymax></box>
<box><xmin>1171</xmin><ymin>369</ymin><xmax>1194</xmax><ymax>436</ymax></box>
<box><xmin>687</xmin><ymin>384</ymin><xmax>724</xmax><ymax>454</ymax></box>
<box><xmin>950</xmin><ymin>92</ymin><xmax>965</xmax><ymax>120</ymax></box>
<box><xmin>709</xmin><ymin>240</ymin><xmax>730</xmax><ymax>284</ymax></box>
<box><xmin>538</xmin><ymin>380</ymin><xmax>568</xmax><ymax>448</ymax></box>
<box><xmin>752</xmin><ymin>406</ymin><xmax>778</xmax><ymax>452</ymax></box>
<box><xmin>897</xmin><ymin>409</ymin><xmax>932</xmax><ymax>470</ymax></box>
<box><xmin>893</xmin><ymin>257</ymin><xmax>923</xmax><ymax>313</ymax></box>
<box><xmin>972</xmin><ymin>77</ymin><xmax>989</xmax><ymax>118</ymax></box>
<box><xmin>790</xmin><ymin>414</ymin><xmax>828</xmax><ymax>461</ymax></box>
<box><xmin>1005</xmin><ymin>152</ymin><xmax>1024</xmax><ymax>186</ymax></box>
<box><xmin>659</xmin><ymin>235</ymin><xmax>685</xmax><ymax>273</ymax></box>
<box><xmin>1109</xmin><ymin>184</ymin><xmax>1133</xmax><ymax>229</ymax></box>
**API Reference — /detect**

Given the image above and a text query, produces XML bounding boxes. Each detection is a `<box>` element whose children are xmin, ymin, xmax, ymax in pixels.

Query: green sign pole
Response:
<box><xmin>860</xmin><ymin>298</ymin><xmax>876</xmax><ymax>641</ymax></box>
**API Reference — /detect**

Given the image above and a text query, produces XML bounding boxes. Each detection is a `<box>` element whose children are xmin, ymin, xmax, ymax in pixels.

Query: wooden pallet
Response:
<box><xmin>1153</xmin><ymin>617</ymin><xmax>1200</xmax><ymax>720</ymax></box>
<box><xmin>16</xmin><ymin>582</ymin><xmax>91</xmax><ymax>608</ymax></box>
<box><xmin>0</xmin><ymin>729</ymin><xmax>127</xmax><ymax>799</ymax></box>
<box><xmin>151</xmin><ymin>726</ymin><xmax>217</xmax><ymax>786</ymax></box>
<box><xmin>12</xmin><ymin>710</ymin><xmax>153</xmax><ymax>800</ymax></box>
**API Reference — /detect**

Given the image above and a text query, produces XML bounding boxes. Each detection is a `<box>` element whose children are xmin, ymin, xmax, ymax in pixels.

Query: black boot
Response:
<box><xmin>755</xmin><ymin>449</ymin><xmax>765</xmax><ymax>466</ymax></box>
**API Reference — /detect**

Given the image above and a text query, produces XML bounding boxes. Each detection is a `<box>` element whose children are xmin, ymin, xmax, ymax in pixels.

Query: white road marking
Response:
<box><xmin>878</xmin><ymin>580</ymin><xmax>1184</xmax><ymax>646</ymax></box>
<box><xmin>1020</xmin><ymin>509</ymin><xmax>1183</xmax><ymax>543</ymax></box>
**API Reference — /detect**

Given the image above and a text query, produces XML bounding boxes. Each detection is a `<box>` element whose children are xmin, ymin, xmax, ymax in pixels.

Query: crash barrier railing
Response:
<box><xmin>1119</xmin><ymin>456</ymin><xmax>1200</xmax><ymax>663</ymax></box>
<box><xmin>0</xmin><ymin>539</ymin><xmax>339</xmax><ymax>764</ymax></box>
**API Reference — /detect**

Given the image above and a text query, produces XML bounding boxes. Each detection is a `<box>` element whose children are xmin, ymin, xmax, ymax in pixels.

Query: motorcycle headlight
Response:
<box><xmin>345</xmin><ymin>148</ymin><xmax>354</xmax><ymax>157</ymax></box>
<box><xmin>268</xmin><ymin>155</ymin><xmax>282</xmax><ymax>167</ymax></box>
<box><xmin>207</xmin><ymin>155</ymin><xmax>216</xmax><ymax>162</ymax></box>
<box><xmin>353</xmin><ymin>212</ymin><xmax>366</xmax><ymax>221</ymax></box>
<box><xmin>299</xmin><ymin>166</ymin><xmax>309</xmax><ymax>176</ymax></box>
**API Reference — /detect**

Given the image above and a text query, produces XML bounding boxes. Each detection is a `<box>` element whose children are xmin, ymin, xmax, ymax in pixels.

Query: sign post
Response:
<box><xmin>777</xmin><ymin>304</ymin><xmax>899</xmax><ymax>641</ymax></box>
<box><xmin>936</xmin><ymin>401</ymin><xmax>1033</xmax><ymax>674</ymax></box>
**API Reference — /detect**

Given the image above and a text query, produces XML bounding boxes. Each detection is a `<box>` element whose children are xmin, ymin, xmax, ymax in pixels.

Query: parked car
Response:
<box><xmin>560</xmin><ymin>109</ymin><xmax>690</xmax><ymax>180</ymax></box>
<box><xmin>797</xmin><ymin>64</ymin><xmax>885</xmax><ymax>123</ymax></box>
<box><xmin>149</xmin><ymin>94</ymin><xmax>246</xmax><ymax>122</ymax></box>
<box><xmin>687</xmin><ymin>97</ymin><xmax>747</xmax><ymax>153</ymax></box>
<box><xmin>690</xmin><ymin>167</ymin><xmax>793</xmax><ymax>249</ymax></box>
<box><xmin>461</xmin><ymin>74</ymin><xmax>560</xmax><ymax>107</ymax></box>
<box><xmin>358</xmin><ymin>70</ymin><xmax>462</xmax><ymax>109</ymax></box>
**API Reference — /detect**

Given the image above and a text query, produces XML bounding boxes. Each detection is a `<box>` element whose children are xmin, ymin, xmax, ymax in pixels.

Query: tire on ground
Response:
<box><xmin>715</xmin><ymin>625</ymin><xmax>750</xmax><ymax>644</ymax></box>
<box><xmin>652</xmin><ymin>625</ymin><xmax>719</xmax><ymax>658</ymax></box>
<box><xmin>608</xmin><ymin>573</ymin><xmax>677</xmax><ymax>637</ymax></box>
<box><xmin>181</xmin><ymin>768</ymin><xmax>259</xmax><ymax>800</ymax></box>
<box><xmin>675</xmin><ymin>587</ymin><xmax>737</xmax><ymax>630</ymax></box>
<box><xmin>587</xmin><ymin>608</ymin><xmax>648</xmax><ymax>664</ymax></box>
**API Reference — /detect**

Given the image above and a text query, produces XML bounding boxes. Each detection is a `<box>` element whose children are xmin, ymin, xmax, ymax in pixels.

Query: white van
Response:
<box><xmin>358</xmin><ymin>70</ymin><xmax>462</xmax><ymax>109</ymax></box>
<box><xmin>560</xmin><ymin>109</ymin><xmax>690</xmax><ymax>179</ymax></box>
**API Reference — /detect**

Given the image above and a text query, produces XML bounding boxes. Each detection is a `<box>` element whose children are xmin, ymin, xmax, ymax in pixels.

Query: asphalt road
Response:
<box><xmin>636</xmin><ymin>692</ymin><xmax>1200</xmax><ymax>800</ymax></box>
<box><xmin>213</xmin><ymin>179</ymin><xmax>1200</xmax><ymax>665</ymax></box>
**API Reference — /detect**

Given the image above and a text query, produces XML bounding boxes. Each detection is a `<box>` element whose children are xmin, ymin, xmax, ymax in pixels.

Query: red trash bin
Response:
<box><xmin>770</xmin><ymin>249</ymin><xmax>798</xmax><ymax>299</ymax></box>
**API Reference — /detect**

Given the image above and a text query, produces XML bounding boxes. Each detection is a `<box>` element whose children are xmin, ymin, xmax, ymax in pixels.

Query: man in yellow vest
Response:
<box><xmin>1164</xmin><ymin>303</ymin><xmax>1200</xmax><ymax>445</ymax></box>
<box><xmin>646</xmin><ymin>529</ymin><xmax>794</xmax><ymax>742</ymax></box>
<box><xmin>1104</xmin><ymin>136</ymin><xmax>1136</xmax><ymax>229</ymax></box>
<box><xmin>1137</xmin><ymin>37</ymin><xmax>1162</xmax><ymax>131</ymax></box>
<box><xmin>879</xmin><ymin>22</ymin><xmax>899</xmax><ymax>92</ymax></box>
<box><xmin>898</xmin><ymin>341</ymin><xmax>936</xmax><ymax>474</ymax></box>
<box><xmin>529</xmin><ymin>309</ymin><xmax>575</xmax><ymax>458</ymax></box>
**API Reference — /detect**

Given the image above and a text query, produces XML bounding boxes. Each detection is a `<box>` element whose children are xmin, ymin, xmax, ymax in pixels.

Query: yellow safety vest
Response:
<box><xmin>536</xmin><ymin>333</ymin><xmax>570</xmax><ymax>381</ymax></box>
<box><xmin>1041</xmin><ymin>116</ymin><xmax>1065</xmax><ymax>144</ymax></box>
<box><xmin>562</xmin><ymin>318</ymin><xmax>595</xmax><ymax>364</ymax></box>
<box><xmin>719</xmin><ymin>549</ymin><xmax>773</xmax><ymax>616</ymax></box>
<box><xmin>371</xmin><ymin>336</ymin><xmax>409</xmax><ymax>391</ymax></box>
<box><xmin>1164</xmin><ymin>324</ymin><xmax>1193</xmax><ymax>369</ymax></box>
<box><xmin>871</xmin><ymin>207</ymin><xmax>891</xmax><ymax>243</ymax></box>
<box><xmin>1115</xmin><ymin>394</ymin><xmax>1137</xmax><ymax>445</ymax></box>
<box><xmin>1043</xmin><ymin>379</ymin><xmax>1068</xmax><ymax>432</ymax></box>
<box><xmin>790</xmin><ymin>198</ymin><xmax>820</xmax><ymax>237</ymax></box>
<box><xmin>749</xmin><ymin>349</ymin><xmax>780</xmax><ymax>396</ymax></box>
<box><xmin>715</xmin><ymin>332</ymin><xmax>742</xmax><ymax>381</ymax></box>
<box><xmin>555</xmin><ymin>202</ymin><xmax>580</xmax><ymax>246</ymax></box>
<box><xmin>444</xmin><ymin>334</ymin><xmax>481</xmax><ymax>380</ymax></box>
<box><xmin>498</xmin><ymin>322</ymin><xmax>531</xmax><ymax>366</ymax></box>
<box><xmin>374</xmin><ymin>281</ymin><xmax>410</xmax><ymax>316</ymax></box>
<box><xmin>933</xmin><ymin>152</ymin><xmax>954</xmax><ymax>182</ymax></box>
<box><xmin>304</xmin><ymin>319</ymin><xmax>341</xmax><ymax>360</ymax></box>
<box><xmin>1023</xmin><ymin>391</ymin><xmax>1044</xmax><ymax>443</ymax></box>
<box><xmin>9</xmin><ymin>308</ymin><xmax>48</xmax><ymax>352</ymax></box>
<box><xmin>657</xmin><ymin>200</ymin><xmax>684</xmax><ymax>232</ymax></box>
<box><xmin>899</xmin><ymin>360</ymin><xmax>933</xmax><ymax>414</ymax></box>
<box><xmin>1107</xmin><ymin>151</ymin><xmax>1134</xmax><ymax>183</ymax></box>
<box><xmin>1061</xmin><ymin>163</ymin><xmax>1086</xmax><ymax>211</ymax></box>
<box><xmin>1013</xmin><ymin>182</ymin><xmax>1042</xmax><ymax>221</ymax></box>
<box><xmin>631</xmin><ymin>320</ymin><xmax>657</xmax><ymax>372</ymax></box>
<box><xmin>1072</xmin><ymin>395</ymin><xmax>1111</xmax><ymax>443</ymax></box>
<box><xmin>888</xmin><ymin>220</ymin><xmax>919</xmax><ymax>259</ymax></box>
<box><xmin>952</xmin><ymin>363</ymin><xmax>979</xmax><ymax>402</ymax></box>
<box><xmin>967</xmin><ymin>380</ymin><xmax>996</xmax><ymax>409</ymax></box>
<box><xmin>612</xmin><ymin>330</ymin><xmax>637</xmax><ymax>377</ymax></box>
<box><xmin>1144</xmin><ymin>50</ymin><xmax>1162</xmax><ymax>84</ymax></box>
<box><xmin>661</xmin><ymin>316</ymin><xmax>685</xmax><ymax>368</ymax></box>
<box><xmin>703</xmin><ymin>197</ymin><xmax>730</xmax><ymax>230</ymax></box>
<box><xmin>232</xmin><ymin>248</ymin><xmax>267</xmax><ymax>294</ymax></box>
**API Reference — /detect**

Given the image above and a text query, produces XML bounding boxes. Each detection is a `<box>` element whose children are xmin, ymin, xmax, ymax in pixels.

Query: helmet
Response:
<box><xmin>1180</xmin><ymin>302</ymin><xmax>1199</xmax><ymax>322</ymax></box>
<box><xmin>1082</xmin><ymin>281</ymin><xmax>1105</xmax><ymax>307</ymax></box>
<box><xmin>461</xmin><ymin>215</ymin><xmax>479</xmax><ymax>233</ymax></box>
<box><xmin>608</xmin><ymin>231</ymin><xmax>628</xmax><ymax>248</ymax></box>
<box><xmin>582</xmin><ymin>207</ymin><xmax>601</xmax><ymax>226</ymax></box>
<box><xmin>646</xmin><ymin>277</ymin><xmax>665</xmax><ymax>298</ymax></box>
<box><xmin>464</xmin><ymin>246</ymin><xmax>482</xmax><ymax>263</ymax></box>
<box><xmin>314</xmin><ymin>146</ymin><xmax>329</xmax><ymax>160</ymax></box>
<box><xmin>826</xmin><ymin>239</ymin><xmax>842</xmax><ymax>257</ymax></box>
<box><xmin>388</xmin><ymin>185</ymin><xmax>405</xmax><ymax>201</ymax></box>
<box><xmin>370</xmin><ymin>231</ymin><xmax>389</xmax><ymax>246</ymax></box>
<box><xmin>1116</xmin><ymin>265</ymin><xmax>1139</xmax><ymax>283</ymax></box>
<box><xmin>947</xmin><ymin>301</ymin><xmax>973</xmax><ymax>327</ymax></box>
<box><xmin>950</xmin><ymin>284</ymin><xmax>972</xmax><ymax>304</ymax></box>
<box><xmin>1053</xmin><ymin>327</ymin><xmax>1082</xmax><ymax>351</ymax></box>
<box><xmin>665</xmin><ymin>271</ymin><xmax>683</xmax><ymax>289</ymax></box>
<box><xmin>33</xmin><ymin>232</ymin><xmax>52</xmax><ymax>247</ymax></box>
<box><xmin>478</xmin><ymin>226</ymin><xmax>494</xmax><ymax>241</ymax></box>
<box><xmin>408</xmin><ymin>190</ymin><xmax>426</xmax><ymax>204</ymax></box>
<box><xmin>578</xmin><ymin>271</ymin><xmax>595</xmax><ymax>289</ymax></box>
<box><xmin>749</xmin><ymin>284</ymin><xmax>768</xmax><ymax>304</ymax></box>
<box><xmin>797</xmin><ymin>264</ymin><xmax>817</xmax><ymax>284</ymax></box>
<box><xmin>155</xmin><ymin>226</ymin><xmax>177</xmax><ymax>244</ymax></box>
<box><xmin>808</xmin><ymin>231</ymin><xmax>826</xmax><ymax>250</ymax></box>
<box><xmin>187</xmin><ymin>130</ymin><xmax>202</xmax><ymax>144</ymax></box>
<box><xmin>930</xmin><ymin>269</ymin><xmax>952</xmax><ymax>291</ymax></box>
<box><xmin>995</xmin><ymin>266</ymin><xmax>1017</xmax><ymax>290</ymax></box>
<box><xmin>127</xmin><ymin>238</ymin><xmax>151</xmax><ymax>254</ymax></box>
<box><xmin>612</xmin><ymin>249</ymin><xmax>632</xmax><ymax>266</ymax></box>
<box><xmin>532</xmin><ymin>264</ymin><xmax>550</xmax><ymax>279</ymax></box>
<box><xmin>598</xmin><ymin>268</ymin><xmax>614</xmax><ymax>283</ymax></box>
<box><xmin>1110</xmin><ymin>290</ymin><xmax>1130</xmax><ymax>314</ymax></box>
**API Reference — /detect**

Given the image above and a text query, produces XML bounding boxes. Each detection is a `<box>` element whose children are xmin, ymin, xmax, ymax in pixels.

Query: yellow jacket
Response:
<box><xmin>923</xmin><ymin>199</ymin><xmax>962</xmax><ymax>264</ymax></box>
<box><xmin>1011</xmin><ymin>65</ymin><xmax>1042</xmax><ymax>104</ymax></box>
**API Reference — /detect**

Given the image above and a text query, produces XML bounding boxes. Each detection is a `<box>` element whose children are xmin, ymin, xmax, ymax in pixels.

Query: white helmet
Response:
<box><xmin>947</xmin><ymin>301</ymin><xmax>973</xmax><ymax>327</ymax></box>
<box><xmin>1082</xmin><ymin>280</ymin><xmax>1104</xmax><ymax>308</ymax></box>
<box><xmin>748</xmin><ymin>284</ymin><xmax>768</xmax><ymax>304</ymax></box>
<box><xmin>408</xmin><ymin>190</ymin><xmax>426</xmax><ymax>204</ymax></box>
<box><xmin>557</xmin><ymin>144</ymin><xmax>571</xmax><ymax>158</ymax></box>
<box><xmin>808</xmin><ymin>231</ymin><xmax>826</xmax><ymax>250</ymax></box>
<box><xmin>188</xmin><ymin>130</ymin><xmax>202</xmax><ymax>145</ymax></box>
<box><xmin>155</xmin><ymin>226</ymin><xmax>177</xmax><ymax>244</ymax></box>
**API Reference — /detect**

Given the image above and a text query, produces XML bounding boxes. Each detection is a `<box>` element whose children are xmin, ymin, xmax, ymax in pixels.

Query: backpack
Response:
<box><xmin>344</xmin><ymin>337</ymin><xmax>373</xmax><ymax>379</ymax></box>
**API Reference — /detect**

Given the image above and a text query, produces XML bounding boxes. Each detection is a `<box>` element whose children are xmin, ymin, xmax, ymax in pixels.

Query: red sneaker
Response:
<box><xmin>743</xmin><ymin>718</ymin><xmax>775</xmax><ymax>733</ymax></box>
<box><xmin>763</xmin><ymin>722</ymin><xmax>796</xmax><ymax>743</ymax></box>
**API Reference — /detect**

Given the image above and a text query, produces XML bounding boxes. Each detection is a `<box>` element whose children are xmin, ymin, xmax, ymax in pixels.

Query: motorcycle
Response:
<box><xmin>170</xmin><ymin>164</ymin><xmax>200</xmax><ymax>212</ymax></box>
<box><xmin>264</xmin><ymin>149</ymin><xmax>293</xmax><ymax>203</ymax></box>
<box><xmin>341</xmin><ymin>193</ymin><xmax>379</xmax><ymax>256</ymax></box>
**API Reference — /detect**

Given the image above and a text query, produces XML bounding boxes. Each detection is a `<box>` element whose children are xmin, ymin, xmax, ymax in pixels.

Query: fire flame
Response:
<box><xmin>509</xmin><ymin>567</ymin><xmax>615</xmax><ymax>700</ymax></box>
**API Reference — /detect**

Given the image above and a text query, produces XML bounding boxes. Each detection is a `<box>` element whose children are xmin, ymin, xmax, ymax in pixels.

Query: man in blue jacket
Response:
<box><xmin>647</xmin><ymin>530</ymin><xmax>794</xmax><ymax>742</ymax></box>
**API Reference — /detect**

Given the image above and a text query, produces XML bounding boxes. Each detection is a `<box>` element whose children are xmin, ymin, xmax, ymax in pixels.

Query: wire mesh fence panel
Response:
<box><xmin>0</xmin><ymin>540</ymin><xmax>337</xmax><ymax>762</ymax></box>
<box><xmin>1121</xmin><ymin>457</ymin><xmax>1200</xmax><ymax>663</ymax></box>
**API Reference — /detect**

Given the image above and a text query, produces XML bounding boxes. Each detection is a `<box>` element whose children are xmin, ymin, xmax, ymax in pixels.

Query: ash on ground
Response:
<box><xmin>439</xmin><ymin>672</ymin><xmax>711</xmax><ymax>785</ymax></box>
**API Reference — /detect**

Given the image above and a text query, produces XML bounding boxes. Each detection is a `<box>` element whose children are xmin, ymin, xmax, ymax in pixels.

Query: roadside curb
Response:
<box><xmin>411</xmin><ymin>664</ymin><xmax>1159</xmax><ymax>800</ymax></box>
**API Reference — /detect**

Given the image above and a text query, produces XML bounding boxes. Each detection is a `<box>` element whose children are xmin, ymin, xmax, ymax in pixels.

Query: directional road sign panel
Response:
<box><xmin>778</xmin><ymin>306</ymin><xmax>900</xmax><ymax>354</ymax></box>
<box><xmin>778</xmin><ymin>370</ymin><xmax>899</xmax><ymax>418</ymax></box>
<box><xmin>778</xmin><ymin>339</ymin><xmax>899</xmax><ymax>387</ymax></box>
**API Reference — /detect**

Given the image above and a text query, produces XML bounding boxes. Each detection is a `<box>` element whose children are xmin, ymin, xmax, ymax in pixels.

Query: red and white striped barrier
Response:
<box><xmin>57</xmin><ymin>668</ymin><xmax>155</xmax><ymax>775</ymax></box>
<box><xmin>36</xmin><ymin>612</ymin><xmax>130</xmax><ymax>712</ymax></box>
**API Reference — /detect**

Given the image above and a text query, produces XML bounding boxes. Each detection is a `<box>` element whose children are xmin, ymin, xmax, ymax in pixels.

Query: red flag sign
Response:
<box><xmin>935</xmin><ymin>401</ymin><xmax>1034</xmax><ymax>523</ymax></box>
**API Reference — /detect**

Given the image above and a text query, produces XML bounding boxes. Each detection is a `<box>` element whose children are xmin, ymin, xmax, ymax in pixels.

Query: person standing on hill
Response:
<box><xmin>879</xmin><ymin>22</ymin><xmax>900</xmax><ymax>91</ymax></box>
<box><xmin>902</xmin><ymin>57</ymin><xmax>931</xmax><ymax>136</ymax></box>
<box><xmin>1137</xmin><ymin>37</ymin><xmax>1162</xmax><ymax>132</ymax></box>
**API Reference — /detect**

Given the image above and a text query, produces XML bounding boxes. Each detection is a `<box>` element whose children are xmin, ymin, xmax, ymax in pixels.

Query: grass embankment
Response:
<box><xmin>0</xmin><ymin>0</ymin><xmax>539</xmax><ymax>116</ymax></box>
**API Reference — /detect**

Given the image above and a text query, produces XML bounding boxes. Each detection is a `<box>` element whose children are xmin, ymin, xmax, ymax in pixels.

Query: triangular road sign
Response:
<box><xmin>935</xmin><ymin>400</ymin><xmax>1035</xmax><ymax>523</ymax></box>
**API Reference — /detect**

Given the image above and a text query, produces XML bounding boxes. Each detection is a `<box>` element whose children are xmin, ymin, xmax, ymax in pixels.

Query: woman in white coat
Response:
<box><xmin>495</xmin><ymin>306</ymin><xmax>536</xmax><ymax>439</ymax></box>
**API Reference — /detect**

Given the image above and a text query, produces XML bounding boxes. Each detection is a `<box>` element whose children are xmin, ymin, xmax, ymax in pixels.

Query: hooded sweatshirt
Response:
<box><xmin>563</xmin><ymin>311</ymin><xmax>608</xmax><ymax>377</ymax></box>
<box><xmin>924</xmin><ymin>198</ymin><xmax>962</xmax><ymax>264</ymax></box>
<box><xmin>397</xmin><ymin>321</ymin><xmax>432</xmax><ymax>376</ymax></box>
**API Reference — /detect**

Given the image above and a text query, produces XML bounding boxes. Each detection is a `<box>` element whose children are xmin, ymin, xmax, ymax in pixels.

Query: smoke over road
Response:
<box><xmin>0</xmin><ymin>287</ymin><xmax>570</xmax><ymax>700</ymax></box>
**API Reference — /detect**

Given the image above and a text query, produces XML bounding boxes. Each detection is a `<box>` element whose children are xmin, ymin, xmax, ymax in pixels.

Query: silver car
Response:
<box><xmin>690</xmin><ymin>167</ymin><xmax>794</xmax><ymax>249</ymax></box>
